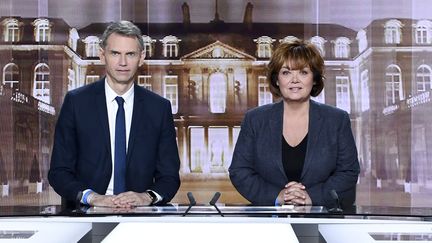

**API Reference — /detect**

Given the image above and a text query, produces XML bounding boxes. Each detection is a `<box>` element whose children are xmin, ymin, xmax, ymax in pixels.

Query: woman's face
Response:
<box><xmin>277</xmin><ymin>61</ymin><xmax>314</xmax><ymax>103</ymax></box>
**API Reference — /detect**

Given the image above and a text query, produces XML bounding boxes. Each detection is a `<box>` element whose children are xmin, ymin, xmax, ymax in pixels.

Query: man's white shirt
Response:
<box><xmin>105</xmin><ymin>80</ymin><xmax>134</xmax><ymax>195</ymax></box>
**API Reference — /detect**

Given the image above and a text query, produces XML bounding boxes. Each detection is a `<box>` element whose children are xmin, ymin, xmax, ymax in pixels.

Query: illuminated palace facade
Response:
<box><xmin>1</xmin><ymin>13</ymin><xmax>432</xmax><ymax>200</ymax></box>
<box><xmin>0</xmin><ymin>17</ymin><xmax>67</xmax><ymax>196</ymax></box>
<box><xmin>76</xmin><ymin>20</ymin><xmax>357</xmax><ymax>182</ymax></box>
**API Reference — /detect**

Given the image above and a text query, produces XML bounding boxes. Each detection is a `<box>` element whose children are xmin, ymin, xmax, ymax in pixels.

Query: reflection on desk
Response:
<box><xmin>1</xmin><ymin>205</ymin><xmax>432</xmax><ymax>219</ymax></box>
<box><xmin>83</xmin><ymin>205</ymin><xmax>326</xmax><ymax>216</ymax></box>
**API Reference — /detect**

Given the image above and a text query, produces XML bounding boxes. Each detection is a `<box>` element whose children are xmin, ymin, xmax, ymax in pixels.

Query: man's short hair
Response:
<box><xmin>100</xmin><ymin>20</ymin><xmax>144</xmax><ymax>51</ymax></box>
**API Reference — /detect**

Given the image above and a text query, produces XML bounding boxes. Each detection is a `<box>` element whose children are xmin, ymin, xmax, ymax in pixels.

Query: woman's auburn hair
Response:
<box><xmin>267</xmin><ymin>39</ymin><xmax>325</xmax><ymax>98</ymax></box>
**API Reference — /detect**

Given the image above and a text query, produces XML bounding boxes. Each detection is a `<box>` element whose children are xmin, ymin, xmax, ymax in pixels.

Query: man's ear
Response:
<box><xmin>99</xmin><ymin>47</ymin><xmax>106</xmax><ymax>64</ymax></box>
<box><xmin>139</xmin><ymin>50</ymin><xmax>146</xmax><ymax>66</ymax></box>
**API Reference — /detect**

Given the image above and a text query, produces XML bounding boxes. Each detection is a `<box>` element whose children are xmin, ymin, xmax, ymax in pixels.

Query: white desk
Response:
<box><xmin>102</xmin><ymin>221</ymin><xmax>299</xmax><ymax>243</ymax></box>
<box><xmin>0</xmin><ymin>221</ymin><xmax>91</xmax><ymax>243</ymax></box>
<box><xmin>319</xmin><ymin>223</ymin><xmax>432</xmax><ymax>243</ymax></box>
<box><xmin>1</xmin><ymin>216</ymin><xmax>431</xmax><ymax>243</ymax></box>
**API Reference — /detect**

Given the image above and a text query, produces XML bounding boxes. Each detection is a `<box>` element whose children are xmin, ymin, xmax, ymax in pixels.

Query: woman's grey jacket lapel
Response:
<box><xmin>268</xmin><ymin>99</ymin><xmax>324</xmax><ymax>182</ymax></box>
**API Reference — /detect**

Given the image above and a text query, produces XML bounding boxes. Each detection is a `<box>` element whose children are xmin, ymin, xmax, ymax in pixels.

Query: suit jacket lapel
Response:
<box><xmin>269</xmin><ymin>101</ymin><xmax>287</xmax><ymax>181</ymax></box>
<box><xmin>126</xmin><ymin>84</ymin><xmax>145</xmax><ymax>163</ymax></box>
<box><xmin>301</xmin><ymin>100</ymin><xmax>323</xmax><ymax>179</ymax></box>
<box><xmin>95</xmin><ymin>80</ymin><xmax>111</xmax><ymax>154</ymax></box>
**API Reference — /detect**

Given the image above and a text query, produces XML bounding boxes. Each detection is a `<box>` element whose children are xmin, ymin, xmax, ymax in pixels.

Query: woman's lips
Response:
<box><xmin>289</xmin><ymin>87</ymin><xmax>302</xmax><ymax>92</ymax></box>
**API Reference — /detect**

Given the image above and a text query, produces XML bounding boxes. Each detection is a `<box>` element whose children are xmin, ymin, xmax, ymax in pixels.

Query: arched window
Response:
<box><xmin>385</xmin><ymin>65</ymin><xmax>403</xmax><ymax>106</ymax></box>
<box><xmin>209</xmin><ymin>72</ymin><xmax>227</xmax><ymax>113</ymax></box>
<box><xmin>83</xmin><ymin>36</ymin><xmax>100</xmax><ymax>57</ymax></box>
<box><xmin>384</xmin><ymin>19</ymin><xmax>402</xmax><ymax>44</ymax></box>
<box><xmin>333</xmin><ymin>37</ymin><xmax>351</xmax><ymax>58</ymax></box>
<box><xmin>310</xmin><ymin>36</ymin><xmax>326</xmax><ymax>57</ymax></box>
<box><xmin>33</xmin><ymin>63</ymin><xmax>50</xmax><ymax>104</ymax></box>
<box><xmin>160</xmin><ymin>35</ymin><xmax>181</xmax><ymax>58</ymax></box>
<box><xmin>2</xmin><ymin>18</ymin><xmax>21</xmax><ymax>42</ymax></box>
<box><xmin>33</xmin><ymin>18</ymin><xmax>51</xmax><ymax>42</ymax></box>
<box><xmin>253</xmin><ymin>36</ymin><xmax>276</xmax><ymax>58</ymax></box>
<box><xmin>415</xmin><ymin>20</ymin><xmax>432</xmax><ymax>44</ymax></box>
<box><xmin>3</xmin><ymin>63</ymin><xmax>19</xmax><ymax>91</ymax></box>
<box><xmin>416</xmin><ymin>65</ymin><xmax>432</xmax><ymax>92</ymax></box>
<box><xmin>142</xmin><ymin>35</ymin><xmax>156</xmax><ymax>58</ymax></box>
<box><xmin>279</xmin><ymin>36</ymin><xmax>299</xmax><ymax>44</ymax></box>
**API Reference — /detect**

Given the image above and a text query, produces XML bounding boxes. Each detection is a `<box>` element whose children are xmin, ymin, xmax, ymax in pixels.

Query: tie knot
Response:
<box><xmin>115</xmin><ymin>96</ymin><xmax>125</xmax><ymax>107</ymax></box>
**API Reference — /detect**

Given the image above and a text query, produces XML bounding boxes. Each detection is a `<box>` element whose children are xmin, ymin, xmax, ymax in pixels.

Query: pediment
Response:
<box><xmin>182</xmin><ymin>41</ymin><xmax>255</xmax><ymax>61</ymax></box>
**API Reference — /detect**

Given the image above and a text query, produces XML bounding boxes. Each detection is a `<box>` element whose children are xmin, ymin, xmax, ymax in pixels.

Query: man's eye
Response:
<box><xmin>127</xmin><ymin>53</ymin><xmax>136</xmax><ymax>57</ymax></box>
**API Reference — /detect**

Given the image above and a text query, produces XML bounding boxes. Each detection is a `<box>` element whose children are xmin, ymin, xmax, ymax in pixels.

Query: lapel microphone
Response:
<box><xmin>328</xmin><ymin>189</ymin><xmax>343</xmax><ymax>213</ymax></box>
<box><xmin>209</xmin><ymin>192</ymin><xmax>224</xmax><ymax>217</ymax></box>
<box><xmin>182</xmin><ymin>192</ymin><xmax>196</xmax><ymax>216</ymax></box>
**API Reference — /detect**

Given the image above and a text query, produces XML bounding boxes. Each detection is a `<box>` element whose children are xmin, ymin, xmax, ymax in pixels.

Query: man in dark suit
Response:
<box><xmin>48</xmin><ymin>21</ymin><xmax>180</xmax><ymax>208</ymax></box>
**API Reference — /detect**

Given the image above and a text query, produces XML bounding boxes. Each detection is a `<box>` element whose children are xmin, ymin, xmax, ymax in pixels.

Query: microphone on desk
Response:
<box><xmin>182</xmin><ymin>192</ymin><xmax>196</xmax><ymax>216</ymax></box>
<box><xmin>209</xmin><ymin>192</ymin><xmax>224</xmax><ymax>217</ymax></box>
<box><xmin>328</xmin><ymin>189</ymin><xmax>343</xmax><ymax>213</ymax></box>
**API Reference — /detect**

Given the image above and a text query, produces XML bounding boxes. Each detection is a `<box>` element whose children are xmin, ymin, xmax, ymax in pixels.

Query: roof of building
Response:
<box><xmin>79</xmin><ymin>21</ymin><xmax>358</xmax><ymax>60</ymax></box>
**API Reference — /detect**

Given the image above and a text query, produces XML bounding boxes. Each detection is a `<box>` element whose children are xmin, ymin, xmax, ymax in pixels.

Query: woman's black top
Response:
<box><xmin>282</xmin><ymin>134</ymin><xmax>308</xmax><ymax>182</ymax></box>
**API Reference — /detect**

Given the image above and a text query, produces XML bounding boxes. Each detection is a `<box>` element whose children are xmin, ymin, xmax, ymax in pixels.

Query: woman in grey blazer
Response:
<box><xmin>229</xmin><ymin>39</ymin><xmax>360</xmax><ymax>209</ymax></box>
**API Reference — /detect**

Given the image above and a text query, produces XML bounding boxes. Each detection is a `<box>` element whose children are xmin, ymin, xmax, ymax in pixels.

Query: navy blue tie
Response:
<box><xmin>114</xmin><ymin>96</ymin><xmax>126</xmax><ymax>194</ymax></box>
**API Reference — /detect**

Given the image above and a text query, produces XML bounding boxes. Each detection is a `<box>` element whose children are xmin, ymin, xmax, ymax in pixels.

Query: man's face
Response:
<box><xmin>99</xmin><ymin>33</ymin><xmax>144</xmax><ymax>86</ymax></box>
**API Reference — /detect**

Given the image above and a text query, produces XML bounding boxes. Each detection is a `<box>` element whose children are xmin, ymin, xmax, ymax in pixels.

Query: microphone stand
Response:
<box><xmin>182</xmin><ymin>192</ymin><xmax>196</xmax><ymax>216</ymax></box>
<box><xmin>328</xmin><ymin>189</ymin><xmax>343</xmax><ymax>213</ymax></box>
<box><xmin>209</xmin><ymin>192</ymin><xmax>224</xmax><ymax>217</ymax></box>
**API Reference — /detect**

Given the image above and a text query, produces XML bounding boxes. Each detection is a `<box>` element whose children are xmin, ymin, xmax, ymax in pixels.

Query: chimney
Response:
<box><xmin>210</xmin><ymin>0</ymin><xmax>224</xmax><ymax>24</ymax></box>
<box><xmin>243</xmin><ymin>2</ymin><xmax>253</xmax><ymax>29</ymax></box>
<box><xmin>182</xmin><ymin>2</ymin><xmax>191</xmax><ymax>26</ymax></box>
